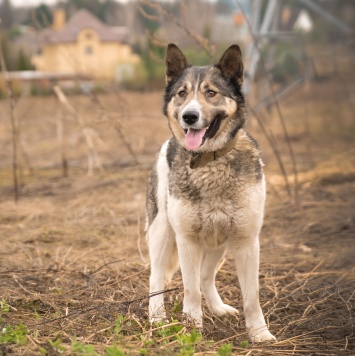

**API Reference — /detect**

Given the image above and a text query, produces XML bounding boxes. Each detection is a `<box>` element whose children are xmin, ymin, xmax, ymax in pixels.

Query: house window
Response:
<box><xmin>85</xmin><ymin>46</ymin><xmax>93</xmax><ymax>55</ymax></box>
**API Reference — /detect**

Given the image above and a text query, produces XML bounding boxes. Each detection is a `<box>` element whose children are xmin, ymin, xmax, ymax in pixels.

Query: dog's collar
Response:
<box><xmin>189</xmin><ymin>132</ymin><xmax>239</xmax><ymax>169</ymax></box>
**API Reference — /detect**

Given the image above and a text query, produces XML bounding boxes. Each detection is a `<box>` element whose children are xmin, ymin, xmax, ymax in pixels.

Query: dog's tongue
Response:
<box><xmin>185</xmin><ymin>128</ymin><xmax>207</xmax><ymax>151</ymax></box>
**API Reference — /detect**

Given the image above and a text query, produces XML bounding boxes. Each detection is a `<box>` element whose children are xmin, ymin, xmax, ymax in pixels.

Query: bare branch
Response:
<box><xmin>53</xmin><ymin>85</ymin><xmax>104</xmax><ymax>175</ymax></box>
<box><xmin>249</xmin><ymin>105</ymin><xmax>291</xmax><ymax>196</ymax></box>
<box><xmin>138</xmin><ymin>0</ymin><xmax>215</xmax><ymax>59</ymax></box>
<box><xmin>0</xmin><ymin>38</ymin><xmax>19</xmax><ymax>203</ymax></box>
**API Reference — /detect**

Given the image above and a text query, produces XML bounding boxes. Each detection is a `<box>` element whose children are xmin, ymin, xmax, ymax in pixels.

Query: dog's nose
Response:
<box><xmin>182</xmin><ymin>111</ymin><xmax>199</xmax><ymax>125</ymax></box>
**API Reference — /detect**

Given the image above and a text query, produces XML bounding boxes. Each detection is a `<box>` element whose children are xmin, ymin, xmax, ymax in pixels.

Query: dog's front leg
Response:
<box><xmin>235</xmin><ymin>239</ymin><xmax>276</xmax><ymax>342</ymax></box>
<box><xmin>176</xmin><ymin>237</ymin><xmax>203</xmax><ymax>327</ymax></box>
<box><xmin>148</xmin><ymin>217</ymin><xmax>176</xmax><ymax>323</ymax></box>
<box><xmin>201</xmin><ymin>248</ymin><xmax>239</xmax><ymax>316</ymax></box>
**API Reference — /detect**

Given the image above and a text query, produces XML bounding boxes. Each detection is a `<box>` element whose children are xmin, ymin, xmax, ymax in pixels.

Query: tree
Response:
<box><xmin>32</xmin><ymin>4</ymin><xmax>53</xmax><ymax>28</ymax></box>
<box><xmin>16</xmin><ymin>48</ymin><xmax>33</xmax><ymax>71</ymax></box>
<box><xmin>61</xmin><ymin>0</ymin><xmax>116</xmax><ymax>24</ymax></box>
<box><xmin>0</xmin><ymin>30</ymin><xmax>15</xmax><ymax>71</ymax></box>
<box><xmin>0</xmin><ymin>0</ymin><xmax>14</xmax><ymax>29</ymax></box>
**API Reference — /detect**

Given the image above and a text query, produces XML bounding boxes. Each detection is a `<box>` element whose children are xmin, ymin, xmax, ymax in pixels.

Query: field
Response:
<box><xmin>0</xmin><ymin>66</ymin><xmax>354</xmax><ymax>354</ymax></box>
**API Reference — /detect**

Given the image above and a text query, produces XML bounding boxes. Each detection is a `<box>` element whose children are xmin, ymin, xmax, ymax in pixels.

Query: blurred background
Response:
<box><xmin>0</xmin><ymin>1</ymin><xmax>355</xmax><ymax>354</ymax></box>
<box><xmin>0</xmin><ymin>0</ymin><xmax>354</xmax><ymax>188</ymax></box>
<box><xmin>0</xmin><ymin>0</ymin><xmax>354</xmax><ymax>187</ymax></box>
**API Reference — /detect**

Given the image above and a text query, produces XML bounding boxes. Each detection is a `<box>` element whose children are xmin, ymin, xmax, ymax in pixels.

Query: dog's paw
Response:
<box><xmin>149</xmin><ymin>307</ymin><xmax>167</xmax><ymax>324</ymax></box>
<box><xmin>210</xmin><ymin>303</ymin><xmax>239</xmax><ymax>317</ymax></box>
<box><xmin>150</xmin><ymin>314</ymin><xmax>167</xmax><ymax>324</ymax></box>
<box><xmin>182</xmin><ymin>310</ymin><xmax>203</xmax><ymax>328</ymax></box>
<box><xmin>249</xmin><ymin>328</ymin><xmax>276</xmax><ymax>343</ymax></box>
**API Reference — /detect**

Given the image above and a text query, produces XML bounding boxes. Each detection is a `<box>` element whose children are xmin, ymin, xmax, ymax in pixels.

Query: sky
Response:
<box><xmin>12</xmin><ymin>0</ymin><xmax>58</xmax><ymax>6</ymax></box>
<box><xmin>10</xmin><ymin>0</ymin><xmax>130</xmax><ymax>6</ymax></box>
<box><xmin>9</xmin><ymin>0</ymin><xmax>223</xmax><ymax>7</ymax></box>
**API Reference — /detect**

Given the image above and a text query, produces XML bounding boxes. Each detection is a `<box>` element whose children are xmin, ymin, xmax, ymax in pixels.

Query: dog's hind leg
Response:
<box><xmin>201</xmin><ymin>248</ymin><xmax>239</xmax><ymax>316</ymax></box>
<box><xmin>164</xmin><ymin>239</ymin><xmax>179</xmax><ymax>285</ymax></box>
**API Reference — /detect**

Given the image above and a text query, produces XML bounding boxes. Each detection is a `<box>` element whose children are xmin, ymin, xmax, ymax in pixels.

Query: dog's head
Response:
<box><xmin>163</xmin><ymin>44</ymin><xmax>246</xmax><ymax>152</ymax></box>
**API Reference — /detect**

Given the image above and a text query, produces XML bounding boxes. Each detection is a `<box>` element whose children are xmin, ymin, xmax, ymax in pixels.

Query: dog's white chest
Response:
<box><xmin>167</xmin><ymin>159</ymin><xmax>265</xmax><ymax>248</ymax></box>
<box><xmin>168</xmin><ymin>194</ymin><xmax>239</xmax><ymax>248</ymax></box>
<box><xmin>168</xmin><ymin>168</ymin><xmax>245</xmax><ymax>248</ymax></box>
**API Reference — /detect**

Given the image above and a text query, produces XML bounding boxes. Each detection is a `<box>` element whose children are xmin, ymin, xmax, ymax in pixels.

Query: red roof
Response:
<box><xmin>41</xmin><ymin>9</ymin><xmax>128</xmax><ymax>44</ymax></box>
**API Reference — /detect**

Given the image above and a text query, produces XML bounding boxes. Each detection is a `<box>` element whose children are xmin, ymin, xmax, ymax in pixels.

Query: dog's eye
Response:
<box><xmin>207</xmin><ymin>90</ymin><xmax>216</xmax><ymax>98</ymax></box>
<box><xmin>178</xmin><ymin>90</ymin><xmax>186</xmax><ymax>98</ymax></box>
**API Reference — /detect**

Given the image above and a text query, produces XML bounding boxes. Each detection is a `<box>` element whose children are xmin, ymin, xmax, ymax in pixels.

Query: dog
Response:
<box><xmin>145</xmin><ymin>43</ymin><xmax>276</xmax><ymax>343</ymax></box>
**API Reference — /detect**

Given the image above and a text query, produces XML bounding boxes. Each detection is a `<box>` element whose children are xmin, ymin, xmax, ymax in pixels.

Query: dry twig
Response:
<box><xmin>0</xmin><ymin>41</ymin><xmax>19</xmax><ymax>202</ymax></box>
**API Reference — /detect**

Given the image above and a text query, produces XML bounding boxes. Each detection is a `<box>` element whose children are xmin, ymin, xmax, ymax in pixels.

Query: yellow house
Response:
<box><xmin>31</xmin><ymin>9</ymin><xmax>140</xmax><ymax>81</ymax></box>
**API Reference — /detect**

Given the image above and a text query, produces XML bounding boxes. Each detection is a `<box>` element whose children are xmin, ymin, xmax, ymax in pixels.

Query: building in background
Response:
<box><xmin>31</xmin><ymin>9</ymin><xmax>140</xmax><ymax>81</ymax></box>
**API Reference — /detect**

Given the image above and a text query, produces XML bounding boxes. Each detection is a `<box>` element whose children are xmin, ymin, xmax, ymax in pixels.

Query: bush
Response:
<box><xmin>0</xmin><ymin>79</ymin><xmax>22</xmax><ymax>99</ymax></box>
<box><xmin>30</xmin><ymin>82</ymin><xmax>52</xmax><ymax>97</ymax></box>
<box><xmin>268</xmin><ymin>42</ymin><xmax>305</xmax><ymax>82</ymax></box>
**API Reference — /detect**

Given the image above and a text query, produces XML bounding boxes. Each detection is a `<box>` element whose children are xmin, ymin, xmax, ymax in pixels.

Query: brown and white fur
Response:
<box><xmin>145</xmin><ymin>44</ymin><xmax>276</xmax><ymax>342</ymax></box>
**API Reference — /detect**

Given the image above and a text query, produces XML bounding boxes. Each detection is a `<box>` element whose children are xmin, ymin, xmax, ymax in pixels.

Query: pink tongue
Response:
<box><xmin>185</xmin><ymin>128</ymin><xmax>207</xmax><ymax>151</ymax></box>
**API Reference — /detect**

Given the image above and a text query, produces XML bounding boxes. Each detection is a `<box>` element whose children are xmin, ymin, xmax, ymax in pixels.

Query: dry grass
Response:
<box><xmin>0</xmin><ymin>72</ymin><xmax>354</xmax><ymax>355</ymax></box>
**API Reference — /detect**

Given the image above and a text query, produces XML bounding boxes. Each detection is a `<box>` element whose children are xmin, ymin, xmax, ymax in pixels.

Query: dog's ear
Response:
<box><xmin>217</xmin><ymin>45</ymin><xmax>243</xmax><ymax>87</ymax></box>
<box><xmin>166</xmin><ymin>44</ymin><xmax>188</xmax><ymax>84</ymax></box>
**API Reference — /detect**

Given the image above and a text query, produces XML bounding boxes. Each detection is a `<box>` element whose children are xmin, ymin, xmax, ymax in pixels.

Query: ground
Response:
<box><xmin>0</xmin><ymin>71</ymin><xmax>354</xmax><ymax>355</ymax></box>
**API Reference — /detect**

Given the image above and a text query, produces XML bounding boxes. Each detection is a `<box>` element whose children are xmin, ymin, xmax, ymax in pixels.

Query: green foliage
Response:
<box><xmin>239</xmin><ymin>340</ymin><xmax>249</xmax><ymax>348</ymax></box>
<box><xmin>135</xmin><ymin>4</ymin><xmax>166</xmax><ymax>89</ymax></box>
<box><xmin>216</xmin><ymin>343</ymin><xmax>233</xmax><ymax>356</ymax></box>
<box><xmin>0</xmin><ymin>31</ymin><xmax>33</xmax><ymax>73</ymax></box>
<box><xmin>172</xmin><ymin>299</ymin><xmax>182</xmax><ymax>313</ymax></box>
<box><xmin>0</xmin><ymin>324</ymin><xmax>28</xmax><ymax>346</ymax></box>
<box><xmin>32</xmin><ymin>4</ymin><xmax>53</xmax><ymax>28</ymax></box>
<box><xmin>0</xmin><ymin>299</ymin><xmax>10</xmax><ymax>322</ymax></box>
<box><xmin>104</xmin><ymin>343</ymin><xmax>125</xmax><ymax>356</ymax></box>
<box><xmin>0</xmin><ymin>83</ymin><xmax>5</xmax><ymax>100</ymax></box>
<box><xmin>176</xmin><ymin>328</ymin><xmax>203</xmax><ymax>355</ymax></box>
<box><xmin>138</xmin><ymin>42</ymin><xmax>214</xmax><ymax>90</ymax></box>
<box><xmin>47</xmin><ymin>337</ymin><xmax>126</xmax><ymax>356</ymax></box>
<box><xmin>156</xmin><ymin>320</ymin><xmax>184</xmax><ymax>340</ymax></box>
<box><xmin>114</xmin><ymin>314</ymin><xmax>126</xmax><ymax>335</ymax></box>
<box><xmin>140</xmin><ymin>44</ymin><xmax>165</xmax><ymax>89</ymax></box>
<box><xmin>65</xmin><ymin>0</ymin><xmax>116</xmax><ymax>24</ymax></box>
<box><xmin>0</xmin><ymin>31</ymin><xmax>14</xmax><ymax>71</ymax></box>
<box><xmin>30</xmin><ymin>83</ymin><xmax>52</xmax><ymax>97</ymax></box>
<box><xmin>140</xmin><ymin>337</ymin><xmax>155</xmax><ymax>348</ymax></box>
<box><xmin>203</xmin><ymin>25</ymin><xmax>212</xmax><ymax>42</ymax></box>
<box><xmin>268</xmin><ymin>42</ymin><xmax>305</xmax><ymax>83</ymax></box>
<box><xmin>16</xmin><ymin>48</ymin><xmax>33</xmax><ymax>71</ymax></box>
<box><xmin>48</xmin><ymin>338</ymin><xmax>66</xmax><ymax>353</ymax></box>
<box><xmin>48</xmin><ymin>337</ymin><xmax>99</xmax><ymax>355</ymax></box>
<box><xmin>121</xmin><ymin>62</ymin><xmax>149</xmax><ymax>91</ymax></box>
<box><xmin>70</xmin><ymin>337</ymin><xmax>97</xmax><ymax>355</ymax></box>
<box><xmin>38</xmin><ymin>346</ymin><xmax>48</xmax><ymax>355</ymax></box>
<box><xmin>0</xmin><ymin>298</ymin><xmax>10</xmax><ymax>313</ymax></box>
<box><xmin>182</xmin><ymin>48</ymin><xmax>212</xmax><ymax>66</ymax></box>
<box><xmin>8</xmin><ymin>27</ymin><xmax>22</xmax><ymax>40</ymax></box>
<box><xmin>137</xmin><ymin>4</ymin><xmax>160</xmax><ymax>33</ymax></box>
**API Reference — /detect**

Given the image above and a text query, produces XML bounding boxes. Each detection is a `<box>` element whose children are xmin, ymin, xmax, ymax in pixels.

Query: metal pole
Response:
<box><xmin>247</xmin><ymin>0</ymin><xmax>278</xmax><ymax>80</ymax></box>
